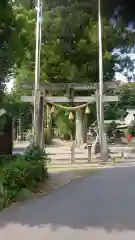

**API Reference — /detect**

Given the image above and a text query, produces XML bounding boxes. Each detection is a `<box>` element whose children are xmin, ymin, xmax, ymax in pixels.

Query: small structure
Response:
<box><xmin>0</xmin><ymin>109</ymin><xmax>12</xmax><ymax>155</ymax></box>
<box><xmin>104</xmin><ymin>120</ymin><xmax>124</xmax><ymax>125</ymax></box>
<box><xmin>124</xmin><ymin>109</ymin><xmax>135</xmax><ymax>126</ymax></box>
<box><xmin>105</xmin><ymin>110</ymin><xmax>135</xmax><ymax>129</ymax></box>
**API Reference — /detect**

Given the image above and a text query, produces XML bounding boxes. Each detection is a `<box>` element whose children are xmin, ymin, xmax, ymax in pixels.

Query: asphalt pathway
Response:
<box><xmin>0</xmin><ymin>167</ymin><xmax>135</xmax><ymax>239</ymax></box>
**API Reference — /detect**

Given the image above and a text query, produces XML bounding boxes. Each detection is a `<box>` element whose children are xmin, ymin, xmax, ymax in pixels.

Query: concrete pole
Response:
<box><xmin>33</xmin><ymin>0</ymin><xmax>42</xmax><ymax>146</ymax></box>
<box><xmin>39</xmin><ymin>96</ymin><xmax>45</xmax><ymax>149</ymax></box>
<box><xmin>98</xmin><ymin>0</ymin><xmax>108</xmax><ymax>160</ymax></box>
<box><xmin>96</xmin><ymin>89</ymin><xmax>100</xmax><ymax>132</ymax></box>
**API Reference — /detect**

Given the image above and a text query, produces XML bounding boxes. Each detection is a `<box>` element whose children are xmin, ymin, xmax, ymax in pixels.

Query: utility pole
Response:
<box><xmin>98</xmin><ymin>0</ymin><xmax>108</xmax><ymax>160</ymax></box>
<box><xmin>33</xmin><ymin>0</ymin><xmax>42</xmax><ymax>146</ymax></box>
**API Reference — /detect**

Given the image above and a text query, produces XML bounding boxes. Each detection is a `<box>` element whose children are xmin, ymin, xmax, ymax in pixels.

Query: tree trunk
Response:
<box><xmin>75</xmin><ymin>109</ymin><xmax>84</xmax><ymax>146</ymax></box>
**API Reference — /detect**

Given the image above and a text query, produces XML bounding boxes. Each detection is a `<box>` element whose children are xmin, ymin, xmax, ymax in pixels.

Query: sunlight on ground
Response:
<box><xmin>0</xmin><ymin>223</ymin><xmax>135</xmax><ymax>239</ymax></box>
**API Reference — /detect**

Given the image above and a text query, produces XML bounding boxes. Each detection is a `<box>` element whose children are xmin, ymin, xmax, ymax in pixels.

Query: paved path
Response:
<box><xmin>0</xmin><ymin>167</ymin><xmax>135</xmax><ymax>239</ymax></box>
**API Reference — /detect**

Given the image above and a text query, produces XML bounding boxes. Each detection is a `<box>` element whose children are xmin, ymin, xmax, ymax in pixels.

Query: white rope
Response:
<box><xmin>47</xmin><ymin>99</ymin><xmax>94</xmax><ymax>111</ymax></box>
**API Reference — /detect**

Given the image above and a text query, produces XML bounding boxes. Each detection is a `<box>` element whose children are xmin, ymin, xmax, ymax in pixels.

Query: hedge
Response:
<box><xmin>0</xmin><ymin>144</ymin><xmax>48</xmax><ymax>209</ymax></box>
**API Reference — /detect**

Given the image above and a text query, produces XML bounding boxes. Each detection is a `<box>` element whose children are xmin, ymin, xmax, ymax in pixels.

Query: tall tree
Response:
<box><xmin>105</xmin><ymin>83</ymin><xmax>135</xmax><ymax>121</ymax></box>
<box><xmin>0</xmin><ymin>0</ymin><xmax>18</xmax><ymax>99</ymax></box>
<box><xmin>14</xmin><ymin>2</ymin><xmax>135</xmax><ymax>84</ymax></box>
<box><xmin>12</xmin><ymin>2</ymin><xmax>135</xmax><ymax>144</ymax></box>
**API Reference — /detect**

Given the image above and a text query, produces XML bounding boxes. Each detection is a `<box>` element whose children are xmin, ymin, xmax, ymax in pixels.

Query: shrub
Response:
<box><xmin>23</xmin><ymin>144</ymin><xmax>46</xmax><ymax>161</ymax></box>
<box><xmin>106</xmin><ymin>121</ymin><xmax>118</xmax><ymax>141</ymax></box>
<box><xmin>0</xmin><ymin>144</ymin><xmax>48</xmax><ymax>209</ymax></box>
<box><xmin>24</xmin><ymin>129</ymin><xmax>33</xmax><ymax>142</ymax></box>
<box><xmin>55</xmin><ymin>110</ymin><xmax>75</xmax><ymax>141</ymax></box>
<box><xmin>0</xmin><ymin>154</ymin><xmax>18</xmax><ymax>166</ymax></box>
<box><xmin>16</xmin><ymin>188</ymin><xmax>33</xmax><ymax>201</ymax></box>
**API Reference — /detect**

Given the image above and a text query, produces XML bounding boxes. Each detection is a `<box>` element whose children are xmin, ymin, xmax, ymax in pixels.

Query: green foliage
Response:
<box><xmin>13</xmin><ymin>2</ymin><xmax>131</xmax><ymax>88</ymax></box>
<box><xmin>55</xmin><ymin>110</ymin><xmax>75</xmax><ymax>140</ymax></box>
<box><xmin>12</xmin><ymin>5</ymin><xmax>36</xmax><ymax>83</ymax></box>
<box><xmin>16</xmin><ymin>188</ymin><xmax>32</xmax><ymax>201</ymax></box>
<box><xmin>23</xmin><ymin>144</ymin><xmax>48</xmax><ymax>162</ymax></box>
<box><xmin>6</xmin><ymin>2</ymin><xmax>135</xmax><ymax>137</ymax></box>
<box><xmin>0</xmin><ymin>0</ymin><xmax>25</xmax><ymax>98</ymax></box>
<box><xmin>106</xmin><ymin>121</ymin><xmax>120</xmax><ymax>141</ymax></box>
<box><xmin>105</xmin><ymin>83</ymin><xmax>135</xmax><ymax>121</ymax></box>
<box><xmin>46</xmin><ymin>0</ymin><xmax>135</xmax><ymax>22</ymax></box>
<box><xmin>0</xmin><ymin>1</ymin><xmax>14</xmax><ymax>77</ymax></box>
<box><xmin>128</xmin><ymin>121</ymin><xmax>135</xmax><ymax>136</ymax></box>
<box><xmin>3</xmin><ymin>93</ymin><xmax>33</xmax><ymax>133</ymax></box>
<box><xmin>0</xmin><ymin>144</ymin><xmax>48</xmax><ymax>209</ymax></box>
<box><xmin>117</xmin><ymin>84</ymin><xmax>135</xmax><ymax>109</ymax></box>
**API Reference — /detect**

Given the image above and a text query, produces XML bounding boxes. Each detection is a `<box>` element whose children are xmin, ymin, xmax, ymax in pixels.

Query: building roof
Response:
<box><xmin>126</xmin><ymin>109</ymin><xmax>135</xmax><ymax>114</ymax></box>
<box><xmin>104</xmin><ymin>120</ymin><xmax>123</xmax><ymax>124</ymax></box>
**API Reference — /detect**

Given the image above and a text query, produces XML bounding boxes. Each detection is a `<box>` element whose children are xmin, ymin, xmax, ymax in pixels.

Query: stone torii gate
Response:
<box><xmin>21</xmin><ymin>81</ymin><xmax>120</xmax><ymax>147</ymax></box>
